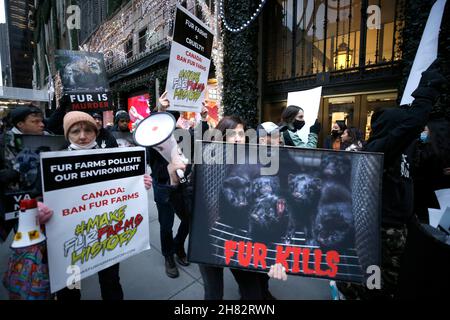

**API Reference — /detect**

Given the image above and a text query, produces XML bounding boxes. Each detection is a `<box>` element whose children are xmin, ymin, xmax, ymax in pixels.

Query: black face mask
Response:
<box><xmin>293</xmin><ymin>120</ymin><xmax>305</xmax><ymax>131</ymax></box>
<box><xmin>331</xmin><ymin>130</ymin><xmax>340</xmax><ymax>138</ymax></box>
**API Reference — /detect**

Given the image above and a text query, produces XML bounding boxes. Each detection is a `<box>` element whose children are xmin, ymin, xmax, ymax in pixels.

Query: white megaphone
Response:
<box><xmin>11</xmin><ymin>199</ymin><xmax>46</xmax><ymax>249</ymax></box>
<box><xmin>133</xmin><ymin>112</ymin><xmax>188</xmax><ymax>183</ymax></box>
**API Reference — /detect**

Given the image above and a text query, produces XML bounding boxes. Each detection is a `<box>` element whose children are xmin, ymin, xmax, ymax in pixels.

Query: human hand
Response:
<box><xmin>201</xmin><ymin>102</ymin><xmax>208</xmax><ymax>120</ymax></box>
<box><xmin>158</xmin><ymin>91</ymin><xmax>170</xmax><ymax>112</ymax></box>
<box><xmin>37</xmin><ymin>201</ymin><xmax>53</xmax><ymax>224</ymax></box>
<box><xmin>167</xmin><ymin>148</ymin><xmax>187</xmax><ymax>186</ymax></box>
<box><xmin>144</xmin><ymin>174</ymin><xmax>152</xmax><ymax>190</ymax></box>
<box><xmin>268</xmin><ymin>263</ymin><xmax>287</xmax><ymax>281</ymax></box>
<box><xmin>310</xmin><ymin>119</ymin><xmax>321</xmax><ymax>135</ymax></box>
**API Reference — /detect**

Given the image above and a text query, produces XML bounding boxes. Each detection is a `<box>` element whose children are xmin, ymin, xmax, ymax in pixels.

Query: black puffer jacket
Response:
<box><xmin>364</xmin><ymin>61</ymin><xmax>447</xmax><ymax>225</ymax></box>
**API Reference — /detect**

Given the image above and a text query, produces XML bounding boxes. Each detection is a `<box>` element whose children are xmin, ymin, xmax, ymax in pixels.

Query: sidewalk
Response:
<box><xmin>0</xmin><ymin>189</ymin><xmax>331</xmax><ymax>300</ymax></box>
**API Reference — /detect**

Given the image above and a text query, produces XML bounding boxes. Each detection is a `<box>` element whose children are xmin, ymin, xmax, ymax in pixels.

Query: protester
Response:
<box><xmin>341</xmin><ymin>127</ymin><xmax>364</xmax><ymax>151</ymax></box>
<box><xmin>279</xmin><ymin>105</ymin><xmax>320</xmax><ymax>148</ymax></box>
<box><xmin>37</xmin><ymin>111</ymin><xmax>152</xmax><ymax>300</ymax></box>
<box><xmin>324</xmin><ymin>121</ymin><xmax>347</xmax><ymax>150</ymax></box>
<box><xmin>90</xmin><ymin>112</ymin><xmax>118</xmax><ymax>149</ymax></box>
<box><xmin>111</xmin><ymin>110</ymin><xmax>131</xmax><ymax>133</ymax></box>
<box><xmin>0</xmin><ymin>105</ymin><xmax>49</xmax><ymax>242</ymax></box>
<box><xmin>337</xmin><ymin>60</ymin><xmax>447</xmax><ymax>300</ymax></box>
<box><xmin>168</xmin><ymin>114</ymin><xmax>276</xmax><ymax>300</ymax></box>
<box><xmin>413</xmin><ymin>118</ymin><xmax>450</xmax><ymax>223</ymax></box>
<box><xmin>148</xmin><ymin>92</ymin><xmax>190</xmax><ymax>279</ymax></box>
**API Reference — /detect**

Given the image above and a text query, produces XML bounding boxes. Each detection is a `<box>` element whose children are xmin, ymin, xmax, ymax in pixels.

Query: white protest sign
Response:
<box><xmin>40</xmin><ymin>147</ymin><xmax>150</xmax><ymax>293</ymax></box>
<box><xmin>165</xmin><ymin>4</ymin><xmax>214</xmax><ymax>112</ymax></box>
<box><xmin>400</xmin><ymin>0</ymin><xmax>447</xmax><ymax>106</ymax></box>
<box><xmin>287</xmin><ymin>86</ymin><xmax>322</xmax><ymax>142</ymax></box>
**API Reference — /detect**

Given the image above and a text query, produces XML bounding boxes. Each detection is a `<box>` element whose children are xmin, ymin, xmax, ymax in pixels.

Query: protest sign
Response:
<box><xmin>165</xmin><ymin>5</ymin><xmax>214</xmax><ymax>112</ymax></box>
<box><xmin>55</xmin><ymin>50</ymin><xmax>112</xmax><ymax>112</ymax></box>
<box><xmin>40</xmin><ymin>147</ymin><xmax>150</xmax><ymax>293</ymax></box>
<box><xmin>189</xmin><ymin>142</ymin><xmax>383</xmax><ymax>284</ymax></box>
<box><xmin>287</xmin><ymin>87</ymin><xmax>322</xmax><ymax>143</ymax></box>
<box><xmin>2</xmin><ymin>134</ymin><xmax>66</xmax><ymax>221</ymax></box>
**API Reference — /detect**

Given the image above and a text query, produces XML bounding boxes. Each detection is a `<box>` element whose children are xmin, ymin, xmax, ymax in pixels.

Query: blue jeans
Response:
<box><xmin>153</xmin><ymin>182</ymin><xmax>189</xmax><ymax>257</ymax></box>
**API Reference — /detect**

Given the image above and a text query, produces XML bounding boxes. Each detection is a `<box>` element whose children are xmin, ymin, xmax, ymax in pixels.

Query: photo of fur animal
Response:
<box><xmin>55</xmin><ymin>50</ymin><xmax>109</xmax><ymax>92</ymax></box>
<box><xmin>190</xmin><ymin>142</ymin><xmax>383</xmax><ymax>283</ymax></box>
<box><xmin>286</xmin><ymin>173</ymin><xmax>322</xmax><ymax>243</ymax></box>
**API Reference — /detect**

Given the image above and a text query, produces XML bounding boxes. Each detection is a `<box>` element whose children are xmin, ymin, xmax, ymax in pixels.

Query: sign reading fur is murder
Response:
<box><xmin>55</xmin><ymin>50</ymin><xmax>112</xmax><ymax>112</ymax></box>
<box><xmin>189</xmin><ymin>142</ymin><xmax>383</xmax><ymax>284</ymax></box>
<box><xmin>165</xmin><ymin>4</ymin><xmax>213</xmax><ymax>113</ymax></box>
<box><xmin>40</xmin><ymin>147</ymin><xmax>150</xmax><ymax>293</ymax></box>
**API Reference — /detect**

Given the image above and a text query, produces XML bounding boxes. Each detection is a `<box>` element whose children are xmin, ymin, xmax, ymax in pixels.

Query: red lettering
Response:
<box><xmin>275</xmin><ymin>245</ymin><xmax>291</xmax><ymax>272</ymax></box>
<box><xmin>237</xmin><ymin>241</ymin><xmax>252</xmax><ymax>267</ymax></box>
<box><xmin>113</xmin><ymin>220</ymin><xmax>124</xmax><ymax>234</ymax></box>
<box><xmin>62</xmin><ymin>209</ymin><xmax>70</xmax><ymax>216</ymax></box>
<box><xmin>134</xmin><ymin>214</ymin><xmax>143</xmax><ymax>227</ymax></box>
<box><xmin>253</xmin><ymin>242</ymin><xmax>267</xmax><ymax>269</ymax></box>
<box><xmin>302</xmin><ymin>248</ymin><xmax>315</xmax><ymax>275</ymax></box>
<box><xmin>291</xmin><ymin>247</ymin><xmax>302</xmax><ymax>273</ymax></box>
<box><xmin>325</xmin><ymin>250</ymin><xmax>340</xmax><ymax>277</ymax></box>
<box><xmin>314</xmin><ymin>250</ymin><xmax>328</xmax><ymax>276</ymax></box>
<box><xmin>124</xmin><ymin>217</ymin><xmax>134</xmax><ymax>230</ymax></box>
<box><xmin>224</xmin><ymin>240</ymin><xmax>237</xmax><ymax>265</ymax></box>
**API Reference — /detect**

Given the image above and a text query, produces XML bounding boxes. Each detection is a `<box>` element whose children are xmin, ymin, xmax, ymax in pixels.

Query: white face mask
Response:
<box><xmin>69</xmin><ymin>140</ymin><xmax>97</xmax><ymax>150</ymax></box>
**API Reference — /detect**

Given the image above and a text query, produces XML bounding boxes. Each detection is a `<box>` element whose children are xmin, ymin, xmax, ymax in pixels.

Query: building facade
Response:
<box><xmin>260</xmin><ymin>0</ymin><xmax>406</xmax><ymax>143</ymax></box>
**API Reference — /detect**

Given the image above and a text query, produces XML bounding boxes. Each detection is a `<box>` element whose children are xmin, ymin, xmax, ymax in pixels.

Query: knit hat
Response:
<box><xmin>63</xmin><ymin>111</ymin><xmax>98</xmax><ymax>139</ymax></box>
<box><xmin>114</xmin><ymin>110</ymin><xmax>130</xmax><ymax>124</ymax></box>
<box><xmin>256</xmin><ymin>122</ymin><xmax>287</xmax><ymax>139</ymax></box>
<box><xmin>10</xmin><ymin>105</ymin><xmax>43</xmax><ymax>125</ymax></box>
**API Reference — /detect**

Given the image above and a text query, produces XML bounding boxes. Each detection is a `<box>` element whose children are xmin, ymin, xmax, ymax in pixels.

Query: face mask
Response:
<box><xmin>331</xmin><ymin>130</ymin><xmax>340</xmax><ymax>138</ymax></box>
<box><xmin>293</xmin><ymin>120</ymin><xmax>305</xmax><ymax>131</ymax></box>
<box><xmin>420</xmin><ymin>132</ymin><xmax>429</xmax><ymax>143</ymax></box>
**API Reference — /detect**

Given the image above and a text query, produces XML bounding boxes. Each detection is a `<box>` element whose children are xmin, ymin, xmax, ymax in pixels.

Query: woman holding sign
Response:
<box><xmin>38</xmin><ymin>111</ymin><xmax>152</xmax><ymax>300</ymax></box>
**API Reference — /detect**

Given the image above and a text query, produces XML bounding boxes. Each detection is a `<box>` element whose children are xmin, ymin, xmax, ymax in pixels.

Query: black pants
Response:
<box><xmin>153</xmin><ymin>183</ymin><xmax>189</xmax><ymax>257</ymax></box>
<box><xmin>199</xmin><ymin>265</ymin><xmax>265</xmax><ymax>300</ymax></box>
<box><xmin>56</xmin><ymin>263</ymin><xmax>123</xmax><ymax>300</ymax></box>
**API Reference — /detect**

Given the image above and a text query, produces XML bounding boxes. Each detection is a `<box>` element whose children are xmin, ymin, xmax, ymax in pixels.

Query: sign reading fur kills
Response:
<box><xmin>165</xmin><ymin>4</ymin><xmax>213</xmax><ymax>112</ymax></box>
<box><xmin>40</xmin><ymin>147</ymin><xmax>150</xmax><ymax>293</ymax></box>
<box><xmin>189</xmin><ymin>142</ymin><xmax>383</xmax><ymax>284</ymax></box>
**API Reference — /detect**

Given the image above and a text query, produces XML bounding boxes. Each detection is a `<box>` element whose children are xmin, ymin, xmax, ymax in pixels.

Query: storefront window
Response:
<box><xmin>328</xmin><ymin>96</ymin><xmax>355</xmax><ymax>128</ymax></box>
<box><xmin>264</xmin><ymin>0</ymin><xmax>404</xmax><ymax>81</ymax></box>
<box><xmin>265</xmin><ymin>0</ymin><xmax>294</xmax><ymax>81</ymax></box>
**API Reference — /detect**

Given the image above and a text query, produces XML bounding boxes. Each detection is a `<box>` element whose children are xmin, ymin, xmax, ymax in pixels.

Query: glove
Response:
<box><xmin>309</xmin><ymin>119</ymin><xmax>321</xmax><ymax>135</ymax></box>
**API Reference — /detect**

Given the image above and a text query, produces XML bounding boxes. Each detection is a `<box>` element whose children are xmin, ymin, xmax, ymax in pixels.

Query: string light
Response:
<box><xmin>219</xmin><ymin>0</ymin><xmax>267</xmax><ymax>33</ymax></box>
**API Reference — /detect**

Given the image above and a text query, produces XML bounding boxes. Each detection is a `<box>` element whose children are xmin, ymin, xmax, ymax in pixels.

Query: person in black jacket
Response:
<box><xmin>90</xmin><ymin>112</ymin><xmax>118</xmax><ymax>149</ymax></box>
<box><xmin>337</xmin><ymin>60</ymin><xmax>447</xmax><ymax>300</ymax></box>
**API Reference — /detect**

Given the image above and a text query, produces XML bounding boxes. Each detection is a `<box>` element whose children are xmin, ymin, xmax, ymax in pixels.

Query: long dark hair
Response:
<box><xmin>280</xmin><ymin>105</ymin><xmax>303</xmax><ymax>125</ymax></box>
<box><xmin>216</xmin><ymin>116</ymin><xmax>246</xmax><ymax>141</ymax></box>
<box><xmin>345</xmin><ymin>127</ymin><xmax>363</xmax><ymax>144</ymax></box>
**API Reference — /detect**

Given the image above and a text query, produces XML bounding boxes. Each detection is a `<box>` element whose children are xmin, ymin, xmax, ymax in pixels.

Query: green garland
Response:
<box><xmin>222</xmin><ymin>0</ymin><xmax>259</xmax><ymax>128</ymax></box>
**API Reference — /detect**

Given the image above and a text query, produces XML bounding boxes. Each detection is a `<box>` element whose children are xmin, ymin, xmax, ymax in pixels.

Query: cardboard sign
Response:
<box><xmin>189</xmin><ymin>142</ymin><xmax>383</xmax><ymax>284</ymax></box>
<box><xmin>165</xmin><ymin>5</ymin><xmax>214</xmax><ymax>112</ymax></box>
<box><xmin>55</xmin><ymin>50</ymin><xmax>112</xmax><ymax>111</ymax></box>
<box><xmin>40</xmin><ymin>147</ymin><xmax>150</xmax><ymax>293</ymax></box>
<box><xmin>1</xmin><ymin>134</ymin><xmax>67</xmax><ymax>221</ymax></box>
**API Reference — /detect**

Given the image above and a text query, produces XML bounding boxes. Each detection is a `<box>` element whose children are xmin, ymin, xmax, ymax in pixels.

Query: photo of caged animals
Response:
<box><xmin>189</xmin><ymin>143</ymin><xmax>384</xmax><ymax>283</ymax></box>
